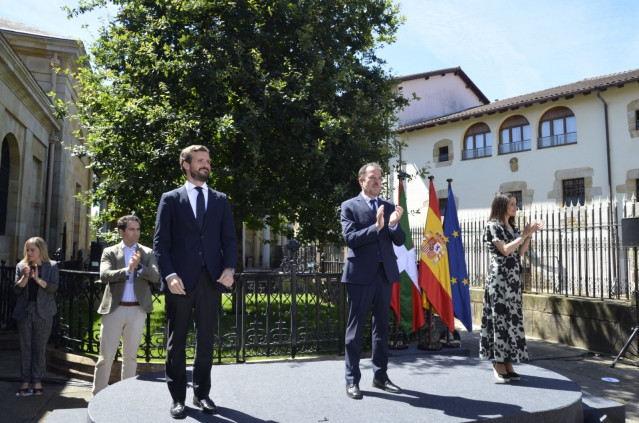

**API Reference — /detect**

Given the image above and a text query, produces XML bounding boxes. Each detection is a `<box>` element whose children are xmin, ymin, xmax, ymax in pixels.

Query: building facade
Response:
<box><xmin>393</xmin><ymin>68</ymin><xmax>639</xmax><ymax>227</ymax></box>
<box><xmin>0</xmin><ymin>17</ymin><xmax>92</xmax><ymax>262</ymax></box>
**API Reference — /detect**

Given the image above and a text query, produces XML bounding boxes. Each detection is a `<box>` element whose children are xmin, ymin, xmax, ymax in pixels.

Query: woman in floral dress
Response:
<box><xmin>479</xmin><ymin>192</ymin><xmax>544</xmax><ymax>383</ymax></box>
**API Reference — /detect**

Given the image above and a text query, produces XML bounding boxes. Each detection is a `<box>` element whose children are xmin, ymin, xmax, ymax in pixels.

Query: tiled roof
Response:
<box><xmin>398</xmin><ymin>68</ymin><xmax>639</xmax><ymax>133</ymax></box>
<box><xmin>0</xmin><ymin>16</ymin><xmax>77</xmax><ymax>41</ymax></box>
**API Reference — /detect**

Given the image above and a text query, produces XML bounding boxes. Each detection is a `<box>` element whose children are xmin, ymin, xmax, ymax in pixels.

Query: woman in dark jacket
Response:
<box><xmin>13</xmin><ymin>237</ymin><xmax>58</xmax><ymax>396</ymax></box>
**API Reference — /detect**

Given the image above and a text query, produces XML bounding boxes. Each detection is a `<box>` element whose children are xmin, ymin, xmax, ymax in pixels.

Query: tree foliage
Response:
<box><xmin>68</xmin><ymin>0</ymin><xmax>408</xmax><ymax>245</ymax></box>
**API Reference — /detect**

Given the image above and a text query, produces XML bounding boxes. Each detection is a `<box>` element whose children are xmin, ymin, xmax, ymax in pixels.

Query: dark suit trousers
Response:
<box><xmin>344</xmin><ymin>263</ymin><xmax>392</xmax><ymax>384</ymax></box>
<box><xmin>165</xmin><ymin>268</ymin><xmax>221</xmax><ymax>402</ymax></box>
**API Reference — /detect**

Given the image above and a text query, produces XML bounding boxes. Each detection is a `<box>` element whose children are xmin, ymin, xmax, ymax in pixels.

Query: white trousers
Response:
<box><xmin>92</xmin><ymin>305</ymin><xmax>146</xmax><ymax>396</ymax></box>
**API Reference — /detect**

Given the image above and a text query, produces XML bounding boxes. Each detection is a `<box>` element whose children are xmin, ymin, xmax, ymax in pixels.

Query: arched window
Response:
<box><xmin>0</xmin><ymin>138</ymin><xmax>10</xmax><ymax>235</ymax></box>
<box><xmin>538</xmin><ymin>106</ymin><xmax>577</xmax><ymax>148</ymax></box>
<box><xmin>499</xmin><ymin>115</ymin><xmax>531</xmax><ymax>154</ymax></box>
<box><xmin>462</xmin><ymin>123</ymin><xmax>492</xmax><ymax>160</ymax></box>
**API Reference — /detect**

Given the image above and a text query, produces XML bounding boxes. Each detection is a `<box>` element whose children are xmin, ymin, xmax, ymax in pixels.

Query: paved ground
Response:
<box><xmin>0</xmin><ymin>329</ymin><xmax>637</xmax><ymax>422</ymax></box>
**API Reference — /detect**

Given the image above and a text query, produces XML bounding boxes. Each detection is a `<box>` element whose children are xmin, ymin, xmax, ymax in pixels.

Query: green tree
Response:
<box><xmin>68</xmin><ymin>0</ymin><xmax>408</xmax><ymax>245</ymax></box>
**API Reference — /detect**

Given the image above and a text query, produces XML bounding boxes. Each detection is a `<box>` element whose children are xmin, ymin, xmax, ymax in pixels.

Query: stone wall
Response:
<box><xmin>470</xmin><ymin>287</ymin><xmax>638</xmax><ymax>360</ymax></box>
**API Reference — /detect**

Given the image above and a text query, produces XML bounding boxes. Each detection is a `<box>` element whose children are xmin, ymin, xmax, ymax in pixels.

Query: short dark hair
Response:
<box><xmin>117</xmin><ymin>215</ymin><xmax>141</xmax><ymax>231</ymax></box>
<box><xmin>180</xmin><ymin>145</ymin><xmax>209</xmax><ymax>175</ymax></box>
<box><xmin>358</xmin><ymin>162</ymin><xmax>381</xmax><ymax>179</ymax></box>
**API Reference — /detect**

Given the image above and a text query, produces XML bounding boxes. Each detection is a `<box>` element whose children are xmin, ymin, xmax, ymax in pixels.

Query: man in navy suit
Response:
<box><xmin>341</xmin><ymin>162</ymin><xmax>405</xmax><ymax>399</ymax></box>
<box><xmin>154</xmin><ymin>145</ymin><xmax>238</xmax><ymax>419</ymax></box>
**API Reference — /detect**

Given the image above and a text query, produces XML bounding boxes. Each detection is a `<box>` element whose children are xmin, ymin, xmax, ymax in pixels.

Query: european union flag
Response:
<box><xmin>443</xmin><ymin>181</ymin><xmax>472</xmax><ymax>332</ymax></box>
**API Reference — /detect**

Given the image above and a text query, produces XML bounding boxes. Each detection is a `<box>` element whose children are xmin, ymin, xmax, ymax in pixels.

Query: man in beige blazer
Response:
<box><xmin>92</xmin><ymin>215</ymin><xmax>160</xmax><ymax>396</ymax></box>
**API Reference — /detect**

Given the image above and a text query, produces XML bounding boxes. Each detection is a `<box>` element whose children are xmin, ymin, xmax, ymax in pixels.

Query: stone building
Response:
<box><xmin>0</xmin><ymin>17</ymin><xmax>92</xmax><ymax>262</ymax></box>
<box><xmin>393</xmin><ymin>67</ymin><xmax>639</xmax><ymax>220</ymax></box>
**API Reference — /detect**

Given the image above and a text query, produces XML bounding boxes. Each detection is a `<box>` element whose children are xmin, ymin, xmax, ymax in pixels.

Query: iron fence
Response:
<box><xmin>2</xmin><ymin>197</ymin><xmax>637</xmax><ymax>362</ymax></box>
<box><xmin>0</xmin><ymin>244</ymin><xmax>353</xmax><ymax>362</ymax></box>
<box><xmin>0</xmin><ymin>259</ymin><xmax>16</xmax><ymax>330</ymax></box>
<box><xmin>409</xmin><ymin>197</ymin><xmax>638</xmax><ymax>300</ymax></box>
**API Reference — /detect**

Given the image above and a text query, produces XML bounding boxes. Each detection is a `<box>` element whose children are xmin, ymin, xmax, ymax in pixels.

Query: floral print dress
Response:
<box><xmin>479</xmin><ymin>221</ymin><xmax>528</xmax><ymax>363</ymax></box>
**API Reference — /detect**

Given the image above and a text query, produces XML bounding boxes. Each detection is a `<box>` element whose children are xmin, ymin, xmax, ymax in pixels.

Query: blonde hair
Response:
<box><xmin>19</xmin><ymin>237</ymin><xmax>52</xmax><ymax>265</ymax></box>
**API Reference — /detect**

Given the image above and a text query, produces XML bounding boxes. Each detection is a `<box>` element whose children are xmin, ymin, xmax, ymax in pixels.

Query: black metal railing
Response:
<box><xmin>462</xmin><ymin>146</ymin><xmax>492</xmax><ymax>160</ymax></box>
<box><xmin>409</xmin><ymin>197</ymin><xmax>638</xmax><ymax>300</ymax></box>
<box><xmin>3</xmin><ymin>196</ymin><xmax>637</xmax><ymax>360</ymax></box>
<box><xmin>498</xmin><ymin>139</ymin><xmax>531</xmax><ymax>154</ymax></box>
<box><xmin>0</xmin><ymin>259</ymin><xmax>17</xmax><ymax>330</ymax></box>
<box><xmin>0</xmin><ymin>242</ymin><xmax>355</xmax><ymax>362</ymax></box>
<box><xmin>538</xmin><ymin>132</ymin><xmax>578</xmax><ymax>148</ymax></box>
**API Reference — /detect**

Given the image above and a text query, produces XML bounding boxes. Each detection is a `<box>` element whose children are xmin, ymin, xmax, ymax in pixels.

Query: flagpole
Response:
<box><xmin>390</xmin><ymin>317</ymin><xmax>408</xmax><ymax>350</ymax></box>
<box><xmin>419</xmin><ymin>304</ymin><xmax>442</xmax><ymax>351</ymax></box>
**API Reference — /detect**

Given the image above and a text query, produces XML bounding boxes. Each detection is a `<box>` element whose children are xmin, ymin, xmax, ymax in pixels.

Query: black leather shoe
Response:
<box><xmin>346</xmin><ymin>382</ymin><xmax>362</xmax><ymax>399</ymax></box>
<box><xmin>493</xmin><ymin>367</ymin><xmax>511</xmax><ymax>383</ymax></box>
<box><xmin>169</xmin><ymin>402</ymin><xmax>186</xmax><ymax>419</ymax></box>
<box><xmin>507</xmin><ymin>371</ymin><xmax>521</xmax><ymax>381</ymax></box>
<box><xmin>193</xmin><ymin>396</ymin><xmax>218</xmax><ymax>414</ymax></box>
<box><xmin>373</xmin><ymin>379</ymin><xmax>402</xmax><ymax>394</ymax></box>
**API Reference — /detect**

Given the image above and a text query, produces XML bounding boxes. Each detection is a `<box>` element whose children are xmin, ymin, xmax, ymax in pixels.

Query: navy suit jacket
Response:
<box><xmin>340</xmin><ymin>194</ymin><xmax>406</xmax><ymax>285</ymax></box>
<box><xmin>153</xmin><ymin>184</ymin><xmax>238</xmax><ymax>292</ymax></box>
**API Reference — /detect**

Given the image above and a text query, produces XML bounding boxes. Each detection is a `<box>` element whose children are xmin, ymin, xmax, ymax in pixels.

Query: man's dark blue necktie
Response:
<box><xmin>195</xmin><ymin>186</ymin><xmax>205</xmax><ymax>229</ymax></box>
<box><xmin>369</xmin><ymin>198</ymin><xmax>377</xmax><ymax>212</ymax></box>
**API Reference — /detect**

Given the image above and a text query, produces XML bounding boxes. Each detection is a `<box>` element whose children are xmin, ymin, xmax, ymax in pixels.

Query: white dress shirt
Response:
<box><xmin>121</xmin><ymin>242</ymin><xmax>138</xmax><ymax>302</ymax></box>
<box><xmin>185</xmin><ymin>181</ymin><xmax>208</xmax><ymax>219</ymax></box>
<box><xmin>361</xmin><ymin>193</ymin><xmax>398</xmax><ymax>230</ymax></box>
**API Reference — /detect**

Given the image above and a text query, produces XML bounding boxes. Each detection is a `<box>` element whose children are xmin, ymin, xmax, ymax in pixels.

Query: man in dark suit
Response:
<box><xmin>154</xmin><ymin>145</ymin><xmax>238</xmax><ymax>419</ymax></box>
<box><xmin>92</xmin><ymin>215</ymin><xmax>159</xmax><ymax>396</ymax></box>
<box><xmin>341</xmin><ymin>162</ymin><xmax>405</xmax><ymax>399</ymax></box>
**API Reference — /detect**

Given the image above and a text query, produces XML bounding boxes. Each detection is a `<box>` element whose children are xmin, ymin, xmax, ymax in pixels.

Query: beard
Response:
<box><xmin>189</xmin><ymin>167</ymin><xmax>209</xmax><ymax>183</ymax></box>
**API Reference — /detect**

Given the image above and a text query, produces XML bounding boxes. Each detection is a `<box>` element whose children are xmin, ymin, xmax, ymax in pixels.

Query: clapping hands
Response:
<box><xmin>389</xmin><ymin>205</ymin><xmax>403</xmax><ymax>228</ymax></box>
<box><xmin>375</xmin><ymin>204</ymin><xmax>404</xmax><ymax>232</ymax></box>
<box><xmin>523</xmin><ymin>220</ymin><xmax>545</xmax><ymax>238</ymax></box>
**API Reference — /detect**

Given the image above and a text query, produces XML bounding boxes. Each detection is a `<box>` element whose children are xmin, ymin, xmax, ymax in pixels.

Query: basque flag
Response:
<box><xmin>391</xmin><ymin>179</ymin><xmax>425</xmax><ymax>335</ymax></box>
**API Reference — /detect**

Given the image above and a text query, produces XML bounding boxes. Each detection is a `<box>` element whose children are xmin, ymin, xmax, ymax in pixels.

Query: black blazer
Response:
<box><xmin>154</xmin><ymin>184</ymin><xmax>238</xmax><ymax>292</ymax></box>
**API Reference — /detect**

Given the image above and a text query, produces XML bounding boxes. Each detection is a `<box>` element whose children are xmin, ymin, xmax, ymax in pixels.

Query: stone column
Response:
<box><xmin>44</xmin><ymin>132</ymin><xmax>59</xmax><ymax>244</ymax></box>
<box><xmin>261</xmin><ymin>225</ymin><xmax>270</xmax><ymax>268</ymax></box>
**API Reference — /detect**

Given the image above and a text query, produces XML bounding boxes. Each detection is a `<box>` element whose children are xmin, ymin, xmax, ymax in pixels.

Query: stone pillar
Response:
<box><xmin>251</xmin><ymin>230</ymin><xmax>260</xmax><ymax>269</ymax></box>
<box><xmin>50</xmin><ymin>53</ymin><xmax>59</xmax><ymax>92</ymax></box>
<box><xmin>261</xmin><ymin>226</ymin><xmax>270</xmax><ymax>268</ymax></box>
<box><xmin>44</xmin><ymin>132</ymin><xmax>59</xmax><ymax>245</ymax></box>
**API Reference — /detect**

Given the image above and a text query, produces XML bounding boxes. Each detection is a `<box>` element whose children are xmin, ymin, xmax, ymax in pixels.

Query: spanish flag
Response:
<box><xmin>418</xmin><ymin>179</ymin><xmax>455</xmax><ymax>332</ymax></box>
